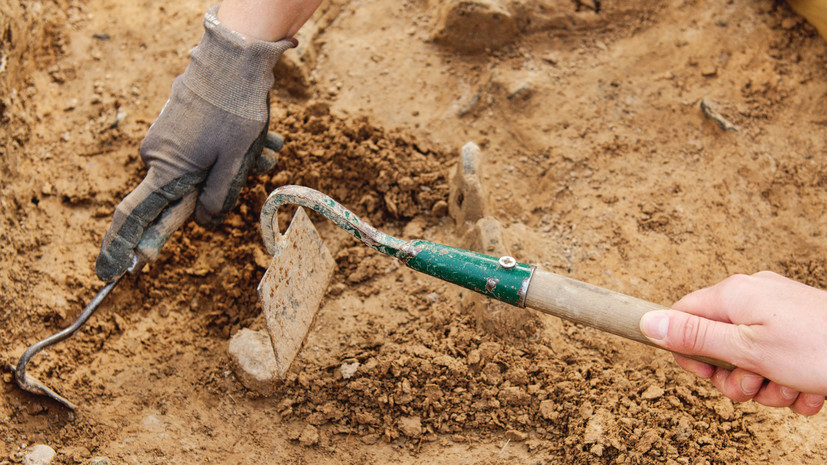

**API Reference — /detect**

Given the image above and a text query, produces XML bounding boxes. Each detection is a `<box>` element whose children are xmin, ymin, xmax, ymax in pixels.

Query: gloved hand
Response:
<box><xmin>95</xmin><ymin>5</ymin><xmax>295</xmax><ymax>282</ymax></box>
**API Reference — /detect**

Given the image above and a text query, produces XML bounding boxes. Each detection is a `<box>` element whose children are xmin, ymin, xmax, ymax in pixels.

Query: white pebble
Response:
<box><xmin>340</xmin><ymin>361</ymin><xmax>359</xmax><ymax>379</ymax></box>
<box><xmin>23</xmin><ymin>444</ymin><xmax>55</xmax><ymax>465</ymax></box>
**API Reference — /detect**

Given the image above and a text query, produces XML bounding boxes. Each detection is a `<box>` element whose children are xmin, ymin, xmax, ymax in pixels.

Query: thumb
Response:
<box><xmin>640</xmin><ymin>310</ymin><xmax>748</xmax><ymax>365</ymax></box>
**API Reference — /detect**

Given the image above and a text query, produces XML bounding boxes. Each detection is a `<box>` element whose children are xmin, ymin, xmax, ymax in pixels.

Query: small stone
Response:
<box><xmin>299</xmin><ymin>424</ymin><xmax>319</xmax><ymax>446</ymax></box>
<box><xmin>712</xmin><ymin>397</ymin><xmax>735</xmax><ymax>420</ymax></box>
<box><xmin>499</xmin><ymin>386</ymin><xmax>530</xmax><ymax>406</ymax></box>
<box><xmin>507</xmin><ymin>81</ymin><xmax>533</xmax><ymax>100</ymax></box>
<box><xmin>504</xmin><ymin>430</ymin><xmax>527</xmax><ymax>442</ymax></box>
<box><xmin>287</xmin><ymin>424</ymin><xmax>302</xmax><ymax>441</ymax></box>
<box><xmin>539</xmin><ymin>400</ymin><xmax>555</xmax><ymax>420</ymax></box>
<box><xmin>481</xmin><ymin>362</ymin><xmax>502</xmax><ymax>386</ymax></box>
<box><xmin>228</xmin><ymin>328</ymin><xmax>280</xmax><ymax>396</ymax></box>
<box><xmin>423</xmin><ymin>383</ymin><xmax>443</xmax><ymax>401</ymax></box>
<box><xmin>86</xmin><ymin>458</ymin><xmax>110</xmax><ymax>465</ymax></box>
<box><xmin>448</xmin><ymin>142</ymin><xmax>486</xmax><ymax>226</ymax></box>
<box><xmin>477</xmin><ymin>341</ymin><xmax>500</xmax><ymax>360</ymax></box>
<box><xmin>23</xmin><ymin>444</ymin><xmax>55</xmax><ymax>465</ymax></box>
<box><xmin>360</xmin><ymin>433</ymin><xmax>380</xmax><ymax>445</ymax></box>
<box><xmin>430</xmin><ymin>200</ymin><xmax>448</xmax><ymax>217</ymax></box>
<box><xmin>432</xmin><ymin>0</ymin><xmax>518</xmax><ymax>53</ymax></box>
<box><xmin>398</xmin><ymin>415</ymin><xmax>422</xmax><ymax>437</ymax></box>
<box><xmin>584</xmin><ymin>409</ymin><xmax>612</xmax><ymax>445</ymax></box>
<box><xmin>781</xmin><ymin>17</ymin><xmax>799</xmax><ymax>30</ymax></box>
<box><xmin>328</xmin><ymin>282</ymin><xmax>346</xmax><ymax>296</ymax></box>
<box><xmin>542</xmin><ymin>53</ymin><xmax>559</xmax><ymax>65</ymax></box>
<box><xmin>425</xmin><ymin>292</ymin><xmax>440</xmax><ymax>303</ymax></box>
<box><xmin>590</xmin><ymin>444</ymin><xmax>604</xmax><ymax>456</ymax></box>
<box><xmin>636</xmin><ymin>430</ymin><xmax>660</xmax><ymax>454</ymax></box>
<box><xmin>504</xmin><ymin>367</ymin><xmax>529</xmax><ymax>385</ymax></box>
<box><xmin>467</xmin><ymin>349</ymin><xmax>481</xmax><ymax>365</ymax></box>
<box><xmin>306</xmin><ymin>412</ymin><xmax>327</xmax><ymax>426</ymax></box>
<box><xmin>641</xmin><ymin>385</ymin><xmax>665</xmax><ymax>400</ymax></box>
<box><xmin>398</xmin><ymin>176</ymin><xmax>416</xmax><ymax>192</ymax></box>
<box><xmin>26</xmin><ymin>402</ymin><xmax>46</xmax><ymax>416</ymax></box>
<box><xmin>340</xmin><ymin>360</ymin><xmax>359</xmax><ymax>379</ymax></box>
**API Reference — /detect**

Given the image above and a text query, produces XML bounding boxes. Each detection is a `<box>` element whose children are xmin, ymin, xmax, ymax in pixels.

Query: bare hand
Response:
<box><xmin>640</xmin><ymin>271</ymin><xmax>827</xmax><ymax>416</ymax></box>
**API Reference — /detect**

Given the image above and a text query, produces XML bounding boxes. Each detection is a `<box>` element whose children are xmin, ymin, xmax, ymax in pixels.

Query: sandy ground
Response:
<box><xmin>2</xmin><ymin>0</ymin><xmax>827</xmax><ymax>463</ymax></box>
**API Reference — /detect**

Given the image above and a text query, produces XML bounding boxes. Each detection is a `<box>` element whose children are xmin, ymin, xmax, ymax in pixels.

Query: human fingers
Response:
<box><xmin>672</xmin><ymin>274</ymin><xmax>774</xmax><ymax>325</ymax></box>
<box><xmin>790</xmin><ymin>393</ymin><xmax>825</xmax><ymax>416</ymax></box>
<box><xmin>673</xmin><ymin>354</ymin><xmax>715</xmax><ymax>379</ymax></box>
<box><xmin>709</xmin><ymin>367</ymin><xmax>764</xmax><ymax>403</ymax></box>
<box><xmin>753</xmin><ymin>381</ymin><xmax>800</xmax><ymax>408</ymax></box>
<box><xmin>639</xmin><ymin>309</ymin><xmax>753</xmax><ymax>370</ymax></box>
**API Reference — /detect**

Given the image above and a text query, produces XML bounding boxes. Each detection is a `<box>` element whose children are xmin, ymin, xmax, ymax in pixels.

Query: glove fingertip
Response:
<box><xmin>194</xmin><ymin>203</ymin><xmax>224</xmax><ymax>228</ymax></box>
<box><xmin>264</xmin><ymin>131</ymin><xmax>284</xmax><ymax>152</ymax></box>
<box><xmin>95</xmin><ymin>249</ymin><xmax>129</xmax><ymax>282</ymax></box>
<box><xmin>254</xmin><ymin>148</ymin><xmax>278</xmax><ymax>174</ymax></box>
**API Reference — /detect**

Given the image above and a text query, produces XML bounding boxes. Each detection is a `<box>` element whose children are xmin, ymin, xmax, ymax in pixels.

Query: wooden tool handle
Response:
<box><xmin>134</xmin><ymin>192</ymin><xmax>198</xmax><ymax>267</ymax></box>
<box><xmin>524</xmin><ymin>269</ymin><xmax>735</xmax><ymax>370</ymax></box>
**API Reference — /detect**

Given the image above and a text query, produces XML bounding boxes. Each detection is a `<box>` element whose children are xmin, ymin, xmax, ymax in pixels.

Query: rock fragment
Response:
<box><xmin>499</xmin><ymin>386</ymin><xmax>530</xmax><ymax>406</ymax></box>
<box><xmin>641</xmin><ymin>385</ymin><xmax>665</xmax><ymax>400</ymax></box>
<box><xmin>228</xmin><ymin>328</ymin><xmax>280</xmax><ymax>396</ymax></box>
<box><xmin>86</xmin><ymin>458</ymin><xmax>110</xmax><ymax>465</ymax></box>
<box><xmin>398</xmin><ymin>415</ymin><xmax>423</xmax><ymax>438</ymax></box>
<box><xmin>23</xmin><ymin>444</ymin><xmax>55</xmax><ymax>465</ymax></box>
<box><xmin>340</xmin><ymin>360</ymin><xmax>359</xmax><ymax>379</ymax></box>
<box><xmin>299</xmin><ymin>424</ymin><xmax>320</xmax><ymax>446</ymax></box>
<box><xmin>539</xmin><ymin>399</ymin><xmax>555</xmax><ymax>420</ymax></box>
<box><xmin>584</xmin><ymin>409</ymin><xmax>613</xmax><ymax>445</ymax></box>
<box><xmin>505</xmin><ymin>430</ymin><xmax>528</xmax><ymax>442</ymax></box>
<box><xmin>431</xmin><ymin>0</ymin><xmax>517</xmax><ymax>53</ymax></box>
<box><xmin>448</xmin><ymin>142</ymin><xmax>487</xmax><ymax>227</ymax></box>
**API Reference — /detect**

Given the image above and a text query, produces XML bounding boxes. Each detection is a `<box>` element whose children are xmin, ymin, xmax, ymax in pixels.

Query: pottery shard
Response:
<box><xmin>228</xmin><ymin>328</ymin><xmax>280</xmax><ymax>396</ymax></box>
<box><xmin>431</xmin><ymin>0</ymin><xmax>518</xmax><ymax>53</ymax></box>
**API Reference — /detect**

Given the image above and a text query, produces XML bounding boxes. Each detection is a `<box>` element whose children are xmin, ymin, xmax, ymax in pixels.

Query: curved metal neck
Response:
<box><xmin>260</xmin><ymin>185</ymin><xmax>408</xmax><ymax>258</ymax></box>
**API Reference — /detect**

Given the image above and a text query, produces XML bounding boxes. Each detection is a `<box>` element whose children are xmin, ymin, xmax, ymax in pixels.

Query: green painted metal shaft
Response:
<box><xmin>402</xmin><ymin>240</ymin><xmax>533</xmax><ymax>306</ymax></box>
<box><xmin>261</xmin><ymin>186</ymin><xmax>535</xmax><ymax>307</ymax></box>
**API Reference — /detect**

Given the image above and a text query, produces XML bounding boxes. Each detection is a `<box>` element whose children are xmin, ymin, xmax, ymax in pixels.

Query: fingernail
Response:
<box><xmin>640</xmin><ymin>311</ymin><xmax>669</xmax><ymax>343</ymax></box>
<box><xmin>741</xmin><ymin>374</ymin><xmax>763</xmax><ymax>396</ymax></box>
<box><xmin>780</xmin><ymin>386</ymin><xmax>798</xmax><ymax>400</ymax></box>
<box><xmin>805</xmin><ymin>394</ymin><xmax>824</xmax><ymax>408</ymax></box>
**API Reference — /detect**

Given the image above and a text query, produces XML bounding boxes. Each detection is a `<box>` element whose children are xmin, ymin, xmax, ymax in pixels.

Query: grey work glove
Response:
<box><xmin>95</xmin><ymin>5</ymin><xmax>296</xmax><ymax>282</ymax></box>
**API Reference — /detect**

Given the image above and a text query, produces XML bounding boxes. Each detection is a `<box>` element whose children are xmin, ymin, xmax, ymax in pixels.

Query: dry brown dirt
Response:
<box><xmin>2</xmin><ymin>0</ymin><xmax>827</xmax><ymax>464</ymax></box>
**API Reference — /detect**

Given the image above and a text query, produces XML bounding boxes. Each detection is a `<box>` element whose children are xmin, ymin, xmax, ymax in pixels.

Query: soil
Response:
<box><xmin>2</xmin><ymin>0</ymin><xmax>827</xmax><ymax>464</ymax></box>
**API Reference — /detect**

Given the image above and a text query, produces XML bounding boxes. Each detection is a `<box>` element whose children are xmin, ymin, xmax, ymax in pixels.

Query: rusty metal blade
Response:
<box><xmin>257</xmin><ymin>207</ymin><xmax>335</xmax><ymax>380</ymax></box>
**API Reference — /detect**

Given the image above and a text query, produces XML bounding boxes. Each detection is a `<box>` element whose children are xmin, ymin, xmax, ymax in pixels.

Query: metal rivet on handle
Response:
<box><xmin>498</xmin><ymin>256</ymin><xmax>516</xmax><ymax>269</ymax></box>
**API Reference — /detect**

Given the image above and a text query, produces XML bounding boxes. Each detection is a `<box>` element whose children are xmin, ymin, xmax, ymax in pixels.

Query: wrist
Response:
<box><xmin>216</xmin><ymin>0</ymin><xmax>295</xmax><ymax>42</ymax></box>
<box><xmin>181</xmin><ymin>5</ymin><xmax>296</xmax><ymax>122</ymax></box>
